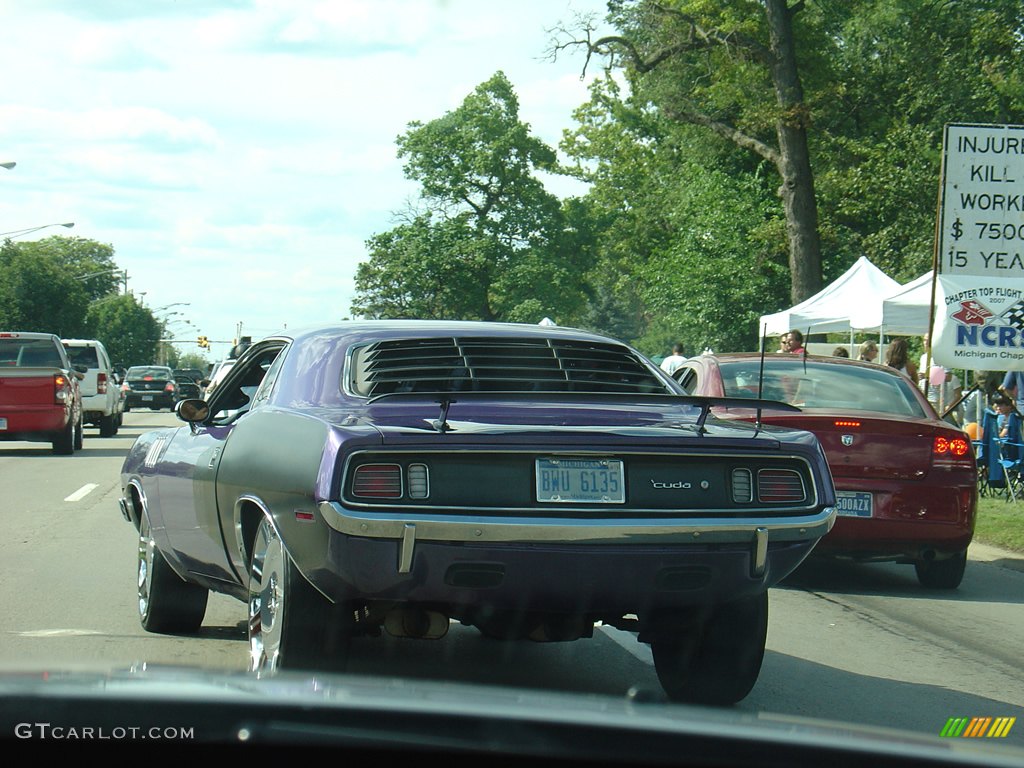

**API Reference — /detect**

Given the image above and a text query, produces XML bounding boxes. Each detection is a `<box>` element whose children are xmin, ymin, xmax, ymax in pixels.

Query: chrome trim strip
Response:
<box><xmin>339</xmin><ymin>448</ymin><xmax>823</xmax><ymax>514</ymax></box>
<box><xmin>319</xmin><ymin>501</ymin><xmax>837</xmax><ymax>546</ymax></box>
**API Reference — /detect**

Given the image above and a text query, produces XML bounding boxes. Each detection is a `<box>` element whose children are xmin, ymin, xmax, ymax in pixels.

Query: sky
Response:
<box><xmin>0</xmin><ymin>0</ymin><xmax>611</xmax><ymax>362</ymax></box>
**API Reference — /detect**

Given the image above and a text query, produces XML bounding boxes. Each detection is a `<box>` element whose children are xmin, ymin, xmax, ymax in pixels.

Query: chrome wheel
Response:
<box><xmin>136</xmin><ymin>513</ymin><xmax>208</xmax><ymax>633</ymax></box>
<box><xmin>248</xmin><ymin>519</ymin><xmax>286</xmax><ymax>673</ymax></box>
<box><xmin>247</xmin><ymin>517</ymin><xmax>353</xmax><ymax>674</ymax></box>
<box><xmin>137</xmin><ymin>521</ymin><xmax>155</xmax><ymax>623</ymax></box>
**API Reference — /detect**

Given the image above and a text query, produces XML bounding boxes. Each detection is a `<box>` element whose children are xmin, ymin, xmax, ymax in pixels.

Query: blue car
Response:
<box><xmin>119</xmin><ymin>320</ymin><xmax>835</xmax><ymax>705</ymax></box>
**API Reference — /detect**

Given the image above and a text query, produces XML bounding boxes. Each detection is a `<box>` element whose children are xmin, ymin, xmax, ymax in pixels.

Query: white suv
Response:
<box><xmin>62</xmin><ymin>338</ymin><xmax>124</xmax><ymax>437</ymax></box>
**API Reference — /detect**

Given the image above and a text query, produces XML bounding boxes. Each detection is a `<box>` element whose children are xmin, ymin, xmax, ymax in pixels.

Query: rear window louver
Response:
<box><xmin>352</xmin><ymin>337</ymin><xmax>666</xmax><ymax>397</ymax></box>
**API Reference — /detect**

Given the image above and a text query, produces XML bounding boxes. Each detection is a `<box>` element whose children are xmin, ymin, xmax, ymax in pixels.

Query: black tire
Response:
<box><xmin>99</xmin><ymin>412</ymin><xmax>117</xmax><ymax>437</ymax></box>
<box><xmin>651</xmin><ymin>592</ymin><xmax>769</xmax><ymax>706</ymax></box>
<box><xmin>915</xmin><ymin>550</ymin><xmax>967</xmax><ymax>589</ymax></box>
<box><xmin>123</xmin><ymin>402</ymin><xmax>131</xmax><ymax>413</ymax></box>
<box><xmin>73</xmin><ymin>414</ymin><xmax>83</xmax><ymax>450</ymax></box>
<box><xmin>248</xmin><ymin>518</ymin><xmax>352</xmax><ymax>673</ymax></box>
<box><xmin>52</xmin><ymin>417</ymin><xmax>76</xmax><ymax>455</ymax></box>
<box><xmin>138</xmin><ymin>515</ymin><xmax>209</xmax><ymax>633</ymax></box>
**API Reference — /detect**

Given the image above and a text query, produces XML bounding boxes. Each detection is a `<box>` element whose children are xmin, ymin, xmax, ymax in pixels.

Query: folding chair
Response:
<box><xmin>996</xmin><ymin>412</ymin><xmax>1024</xmax><ymax>503</ymax></box>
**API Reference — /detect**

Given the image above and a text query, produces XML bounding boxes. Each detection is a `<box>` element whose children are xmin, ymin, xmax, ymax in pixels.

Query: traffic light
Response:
<box><xmin>197</xmin><ymin>335</ymin><xmax>209</xmax><ymax>349</ymax></box>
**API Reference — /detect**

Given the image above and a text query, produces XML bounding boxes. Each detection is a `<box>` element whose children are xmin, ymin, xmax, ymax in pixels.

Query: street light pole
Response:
<box><xmin>0</xmin><ymin>221</ymin><xmax>75</xmax><ymax>239</ymax></box>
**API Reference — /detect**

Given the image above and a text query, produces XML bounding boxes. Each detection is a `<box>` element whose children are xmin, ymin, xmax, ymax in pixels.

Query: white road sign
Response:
<box><xmin>939</xmin><ymin>123</ymin><xmax>1024</xmax><ymax>276</ymax></box>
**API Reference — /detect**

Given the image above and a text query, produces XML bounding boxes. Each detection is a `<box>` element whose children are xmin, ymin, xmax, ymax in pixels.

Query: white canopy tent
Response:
<box><xmin>759</xmin><ymin>256</ymin><xmax>901</xmax><ymax>337</ymax></box>
<box><xmin>850</xmin><ymin>270</ymin><xmax>935</xmax><ymax>335</ymax></box>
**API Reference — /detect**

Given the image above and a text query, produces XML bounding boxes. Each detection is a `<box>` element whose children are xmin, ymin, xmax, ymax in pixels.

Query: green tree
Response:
<box><xmin>0</xmin><ymin>239</ymin><xmax>90</xmax><ymax>337</ymax></box>
<box><xmin>85</xmin><ymin>294</ymin><xmax>161</xmax><ymax>367</ymax></box>
<box><xmin>557</xmin><ymin>0</ymin><xmax>827</xmax><ymax>303</ymax></box>
<box><xmin>14</xmin><ymin>235</ymin><xmax>121</xmax><ymax>302</ymax></box>
<box><xmin>560</xmin><ymin>75</ymin><xmax>789</xmax><ymax>354</ymax></box>
<box><xmin>352</xmin><ymin>71</ymin><xmax>588</xmax><ymax>323</ymax></box>
<box><xmin>813</xmin><ymin>0</ymin><xmax>1024</xmax><ymax>281</ymax></box>
<box><xmin>556</xmin><ymin>0</ymin><xmax>1024</xmax><ymax>353</ymax></box>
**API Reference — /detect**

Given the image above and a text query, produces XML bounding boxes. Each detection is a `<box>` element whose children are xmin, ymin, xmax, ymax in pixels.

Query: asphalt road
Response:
<box><xmin>1</xmin><ymin>409</ymin><xmax>1022</xmax><ymax>749</ymax></box>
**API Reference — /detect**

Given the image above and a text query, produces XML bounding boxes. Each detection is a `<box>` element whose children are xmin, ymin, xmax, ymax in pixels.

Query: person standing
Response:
<box><xmin>857</xmin><ymin>340</ymin><xmax>878</xmax><ymax>362</ymax></box>
<box><xmin>1000</xmin><ymin>369</ymin><xmax>1024</xmax><ymax>414</ymax></box>
<box><xmin>787</xmin><ymin>330</ymin><xmax>806</xmax><ymax>355</ymax></box>
<box><xmin>659</xmin><ymin>343</ymin><xmax>686</xmax><ymax>375</ymax></box>
<box><xmin>884</xmin><ymin>338</ymin><xmax>918</xmax><ymax>381</ymax></box>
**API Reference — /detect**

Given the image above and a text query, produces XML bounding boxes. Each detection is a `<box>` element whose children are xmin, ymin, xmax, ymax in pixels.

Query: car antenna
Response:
<box><xmin>756</xmin><ymin>324</ymin><xmax>768</xmax><ymax>431</ymax></box>
<box><xmin>432</xmin><ymin>396</ymin><xmax>454</xmax><ymax>434</ymax></box>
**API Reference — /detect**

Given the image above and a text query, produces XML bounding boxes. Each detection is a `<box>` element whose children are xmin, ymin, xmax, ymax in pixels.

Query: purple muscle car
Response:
<box><xmin>119</xmin><ymin>320</ymin><xmax>836</xmax><ymax>705</ymax></box>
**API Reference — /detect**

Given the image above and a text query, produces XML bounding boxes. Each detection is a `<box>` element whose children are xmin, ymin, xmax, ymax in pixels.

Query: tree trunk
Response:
<box><xmin>764</xmin><ymin>0</ymin><xmax>822</xmax><ymax>303</ymax></box>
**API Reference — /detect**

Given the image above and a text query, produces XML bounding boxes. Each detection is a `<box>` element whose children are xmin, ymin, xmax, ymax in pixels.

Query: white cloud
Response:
<box><xmin>0</xmin><ymin>0</ymin><xmax>607</xmax><ymax>357</ymax></box>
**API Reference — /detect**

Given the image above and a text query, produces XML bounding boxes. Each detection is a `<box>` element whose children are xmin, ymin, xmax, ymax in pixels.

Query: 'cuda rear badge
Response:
<box><xmin>650</xmin><ymin>480</ymin><xmax>712</xmax><ymax>490</ymax></box>
<box><xmin>842</xmin><ymin>435</ymin><xmax>854</xmax><ymax>446</ymax></box>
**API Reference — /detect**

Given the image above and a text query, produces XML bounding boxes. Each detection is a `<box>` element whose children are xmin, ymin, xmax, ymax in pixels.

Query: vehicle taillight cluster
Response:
<box><xmin>53</xmin><ymin>374</ymin><xmax>69</xmax><ymax>404</ymax></box>
<box><xmin>732</xmin><ymin>468</ymin><xmax>807</xmax><ymax>504</ymax></box>
<box><xmin>351</xmin><ymin>463</ymin><xmax>431</xmax><ymax>500</ymax></box>
<box><xmin>97</xmin><ymin>372</ymin><xmax>107</xmax><ymax>394</ymax></box>
<box><xmin>932</xmin><ymin>435</ymin><xmax>974</xmax><ymax>469</ymax></box>
<box><xmin>164</xmin><ymin>382</ymin><xmax>175</xmax><ymax>393</ymax></box>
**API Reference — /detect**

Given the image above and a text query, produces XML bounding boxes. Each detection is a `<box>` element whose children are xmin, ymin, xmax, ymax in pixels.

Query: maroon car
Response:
<box><xmin>673</xmin><ymin>353</ymin><xmax>976</xmax><ymax>589</ymax></box>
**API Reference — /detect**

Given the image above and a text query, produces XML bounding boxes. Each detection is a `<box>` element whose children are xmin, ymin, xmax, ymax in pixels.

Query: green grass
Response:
<box><xmin>974</xmin><ymin>495</ymin><xmax>1024</xmax><ymax>553</ymax></box>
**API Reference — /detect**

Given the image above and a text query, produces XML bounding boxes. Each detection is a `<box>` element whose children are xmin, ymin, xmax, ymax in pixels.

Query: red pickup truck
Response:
<box><xmin>0</xmin><ymin>332</ymin><xmax>85</xmax><ymax>455</ymax></box>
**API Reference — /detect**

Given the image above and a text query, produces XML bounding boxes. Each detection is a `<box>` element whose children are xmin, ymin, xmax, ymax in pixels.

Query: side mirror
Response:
<box><xmin>175</xmin><ymin>399</ymin><xmax>210</xmax><ymax>423</ymax></box>
<box><xmin>73</xmin><ymin>363</ymin><xmax>89</xmax><ymax>374</ymax></box>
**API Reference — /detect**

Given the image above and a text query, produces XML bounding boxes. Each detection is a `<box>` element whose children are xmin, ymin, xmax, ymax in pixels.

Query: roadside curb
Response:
<box><xmin>969</xmin><ymin>540</ymin><xmax>1024</xmax><ymax>573</ymax></box>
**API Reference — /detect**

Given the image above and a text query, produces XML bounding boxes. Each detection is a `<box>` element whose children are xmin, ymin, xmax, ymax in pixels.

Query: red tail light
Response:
<box><xmin>352</xmin><ymin>464</ymin><xmax>403</xmax><ymax>498</ymax></box>
<box><xmin>757</xmin><ymin>469</ymin><xmax>807</xmax><ymax>504</ymax></box>
<box><xmin>933</xmin><ymin>435</ymin><xmax>974</xmax><ymax>469</ymax></box>
<box><xmin>53</xmin><ymin>374</ymin><xmax>69</xmax><ymax>404</ymax></box>
<box><xmin>97</xmin><ymin>372</ymin><xmax>107</xmax><ymax>394</ymax></box>
<box><xmin>834</xmin><ymin>420</ymin><xmax>860</xmax><ymax>428</ymax></box>
<box><xmin>164</xmin><ymin>382</ymin><xmax>175</xmax><ymax>393</ymax></box>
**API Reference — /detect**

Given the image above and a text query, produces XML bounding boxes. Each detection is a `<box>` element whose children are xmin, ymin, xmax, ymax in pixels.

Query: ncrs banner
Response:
<box><xmin>933</xmin><ymin>275</ymin><xmax>1024</xmax><ymax>371</ymax></box>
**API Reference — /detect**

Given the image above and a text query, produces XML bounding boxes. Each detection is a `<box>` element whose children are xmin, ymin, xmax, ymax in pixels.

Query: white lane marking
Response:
<box><xmin>64</xmin><ymin>483</ymin><xmax>99</xmax><ymax>502</ymax></box>
<box><xmin>599</xmin><ymin>623</ymin><xmax>654</xmax><ymax>665</ymax></box>
<box><xmin>13</xmin><ymin>629</ymin><xmax>103</xmax><ymax>637</ymax></box>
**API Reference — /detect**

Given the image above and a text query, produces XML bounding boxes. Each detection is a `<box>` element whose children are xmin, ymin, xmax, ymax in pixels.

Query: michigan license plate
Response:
<box><xmin>142</xmin><ymin>395</ymin><xmax>154</xmax><ymax>401</ymax></box>
<box><xmin>536</xmin><ymin>458</ymin><xmax>624</xmax><ymax>504</ymax></box>
<box><xmin>836</xmin><ymin>491</ymin><xmax>873</xmax><ymax>517</ymax></box>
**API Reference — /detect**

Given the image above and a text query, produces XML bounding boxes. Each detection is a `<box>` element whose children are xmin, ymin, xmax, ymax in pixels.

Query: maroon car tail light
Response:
<box><xmin>352</xmin><ymin>464</ymin><xmax>403</xmax><ymax>498</ymax></box>
<box><xmin>97</xmin><ymin>372</ymin><xmax>108</xmax><ymax>394</ymax></box>
<box><xmin>731</xmin><ymin>469</ymin><xmax>753</xmax><ymax>503</ymax></box>
<box><xmin>53</xmin><ymin>374</ymin><xmax>70</xmax><ymax>403</ymax></box>
<box><xmin>757</xmin><ymin>469</ymin><xmax>806</xmax><ymax>504</ymax></box>
<box><xmin>933</xmin><ymin>436</ymin><xmax>973</xmax><ymax>469</ymax></box>
<box><xmin>407</xmin><ymin>463</ymin><xmax>430</xmax><ymax>499</ymax></box>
